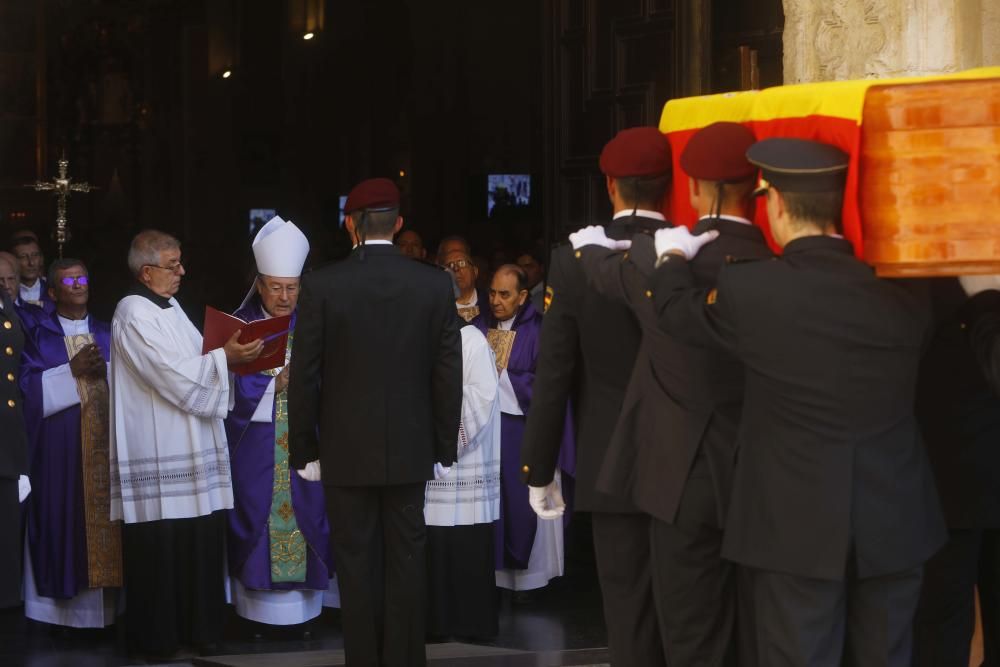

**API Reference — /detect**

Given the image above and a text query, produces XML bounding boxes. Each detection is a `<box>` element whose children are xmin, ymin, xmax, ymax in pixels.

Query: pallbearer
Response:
<box><xmin>20</xmin><ymin>259</ymin><xmax>121</xmax><ymax>627</ymax></box>
<box><xmin>646</xmin><ymin>138</ymin><xmax>947</xmax><ymax>667</ymax></box>
<box><xmin>225</xmin><ymin>216</ymin><xmax>333</xmax><ymax>628</ymax></box>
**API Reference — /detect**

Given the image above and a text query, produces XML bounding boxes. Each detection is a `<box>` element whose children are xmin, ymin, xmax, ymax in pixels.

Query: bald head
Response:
<box><xmin>0</xmin><ymin>251</ymin><xmax>19</xmax><ymax>301</ymax></box>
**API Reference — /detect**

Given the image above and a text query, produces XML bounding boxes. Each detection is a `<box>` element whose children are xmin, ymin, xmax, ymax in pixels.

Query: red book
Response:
<box><xmin>201</xmin><ymin>306</ymin><xmax>292</xmax><ymax>376</ymax></box>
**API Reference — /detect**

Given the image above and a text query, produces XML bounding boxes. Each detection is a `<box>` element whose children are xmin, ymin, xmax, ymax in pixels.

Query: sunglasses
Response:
<box><xmin>60</xmin><ymin>276</ymin><xmax>89</xmax><ymax>287</ymax></box>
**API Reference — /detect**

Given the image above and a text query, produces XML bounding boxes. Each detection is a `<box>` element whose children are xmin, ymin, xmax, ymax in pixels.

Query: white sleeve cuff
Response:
<box><xmin>41</xmin><ymin>363</ymin><xmax>81</xmax><ymax>418</ymax></box>
<box><xmin>250</xmin><ymin>377</ymin><xmax>276</xmax><ymax>423</ymax></box>
<box><xmin>498</xmin><ymin>369</ymin><xmax>523</xmax><ymax>416</ymax></box>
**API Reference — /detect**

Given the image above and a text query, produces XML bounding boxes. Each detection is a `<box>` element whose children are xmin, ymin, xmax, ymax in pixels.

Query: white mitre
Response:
<box><xmin>253</xmin><ymin>215</ymin><xmax>310</xmax><ymax>278</ymax></box>
<box><xmin>240</xmin><ymin>215</ymin><xmax>310</xmax><ymax>311</ymax></box>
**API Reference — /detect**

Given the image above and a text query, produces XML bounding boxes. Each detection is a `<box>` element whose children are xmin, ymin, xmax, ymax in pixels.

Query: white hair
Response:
<box><xmin>127</xmin><ymin>230</ymin><xmax>180</xmax><ymax>277</ymax></box>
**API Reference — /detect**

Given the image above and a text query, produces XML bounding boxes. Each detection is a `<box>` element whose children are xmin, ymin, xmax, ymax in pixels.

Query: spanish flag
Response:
<box><xmin>658</xmin><ymin>67</ymin><xmax>1000</xmax><ymax>257</ymax></box>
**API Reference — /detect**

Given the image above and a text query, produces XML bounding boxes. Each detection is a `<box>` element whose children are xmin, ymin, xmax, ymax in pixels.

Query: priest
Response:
<box><xmin>10</xmin><ymin>234</ymin><xmax>55</xmax><ymax>316</ymax></box>
<box><xmin>424</xmin><ymin>307</ymin><xmax>501</xmax><ymax>639</ymax></box>
<box><xmin>19</xmin><ymin>259</ymin><xmax>121</xmax><ymax>628</ymax></box>
<box><xmin>224</xmin><ymin>216</ymin><xmax>333</xmax><ymax>628</ymax></box>
<box><xmin>476</xmin><ymin>264</ymin><xmax>572</xmax><ymax>591</ymax></box>
<box><xmin>110</xmin><ymin>229</ymin><xmax>263</xmax><ymax>659</ymax></box>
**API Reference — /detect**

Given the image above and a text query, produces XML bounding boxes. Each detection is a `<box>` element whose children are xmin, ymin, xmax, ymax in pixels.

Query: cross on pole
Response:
<box><xmin>30</xmin><ymin>154</ymin><xmax>94</xmax><ymax>258</ymax></box>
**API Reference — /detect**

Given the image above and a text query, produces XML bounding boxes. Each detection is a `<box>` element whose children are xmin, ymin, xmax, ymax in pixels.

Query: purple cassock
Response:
<box><xmin>19</xmin><ymin>312</ymin><xmax>111</xmax><ymax>599</ymax></box>
<box><xmin>224</xmin><ymin>299</ymin><xmax>332</xmax><ymax>593</ymax></box>
<box><xmin>476</xmin><ymin>301</ymin><xmax>575</xmax><ymax>570</ymax></box>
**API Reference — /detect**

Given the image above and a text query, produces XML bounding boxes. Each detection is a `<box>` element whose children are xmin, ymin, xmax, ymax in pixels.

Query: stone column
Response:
<box><xmin>782</xmin><ymin>0</ymin><xmax>1000</xmax><ymax>84</ymax></box>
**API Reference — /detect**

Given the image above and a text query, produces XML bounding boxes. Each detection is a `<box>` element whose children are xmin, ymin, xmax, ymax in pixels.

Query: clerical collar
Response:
<box><xmin>496</xmin><ymin>315</ymin><xmax>515</xmax><ymax>331</ymax></box>
<box><xmin>457</xmin><ymin>290</ymin><xmax>478</xmax><ymax>307</ymax></box>
<box><xmin>58</xmin><ymin>314</ymin><xmax>90</xmax><ymax>336</ymax></box>
<box><xmin>699</xmin><ymin>214</ymin><xmax>752</xmax><ymax>226</ymax></box>
<box><xmin>129</xmin><ymin>282</ymin><xmax>173</xmax><ymax>309</ymax></box>
<box><xmin>613</xmin><ymin>209</ymin><xmax>667</xmax><ymax>222</ymax></box>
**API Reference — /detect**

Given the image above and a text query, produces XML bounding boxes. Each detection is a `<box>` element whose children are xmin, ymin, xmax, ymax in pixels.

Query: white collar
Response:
<box><xmin>456</xmin><ymin>291</ymin><xmax>478</xmax><ymax>307</ymax></box>
<box><xmin>351</xmin><ymin>239</ymin><xmax>394</xmax><ymax>249</ymax></box>
<box><xmin>58</xmin><ymin>314</ymin><xmax>90</xmax><ymax>335</ymax></box>
<box><xmin>496</xmin><ymin>316</ymin><xmax>515</xmax><ymax>331</ymax></box>
<box><xmin>612</xmin><ymin>209</ymin><xmax>667</xmax><ymax>222</ymax></box>
<box><xmin>699</xmin><ymin>214</ymin><xmax>753</xmax><ymax>226</ymax></box>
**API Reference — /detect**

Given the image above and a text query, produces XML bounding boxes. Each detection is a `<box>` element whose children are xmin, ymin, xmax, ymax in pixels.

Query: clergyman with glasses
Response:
<box><xmin>108</xmin><ymin>229</ymin><xmax>263</xmax><ymax>660</ymax></box>
<box><xmin>223</xmin><ymin>216</ymin><xmax>334</xmax><ymax>631</ymax></box>
<box><xmin>18</xmin><ymin>258</ymin><xmax>121</xmax><ymax>629</ymax></box>
<box><xmin>439</xmin><ymin>243</ymin><xmax>486</xmax><ymax>323</ymax></box>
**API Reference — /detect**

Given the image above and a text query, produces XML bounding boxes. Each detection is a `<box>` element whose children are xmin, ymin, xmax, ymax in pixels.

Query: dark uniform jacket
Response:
<box><xmin>651</xmin><ymin>235</ymin><xmax>947</xmax><ymax>581</ymax></box>
<box><xmin>520</xmin><ymin>213</ymin><xmax>666</xmax><ymax>513</ymax></box>
<box><xmin>916</xmin><ymin>279</ymin><xmax>1000</xmax><ymax>530</ymax></box>
<box><xmin>577</xmin><ymin>217</ymin><xmax>772</xmax><ymax>524</ymax></box>
<box><xmin>288</xmin><ymin>244</ymin><xmax>463</xmax><ymax>486</ymax></box>
<box><xmin>0</xmin><ymin>293</ymin><xmax>27</xmax><ymax>480</ymax></box>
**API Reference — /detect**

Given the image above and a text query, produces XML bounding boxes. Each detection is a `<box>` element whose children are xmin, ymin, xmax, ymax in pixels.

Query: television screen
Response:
<box><xmin>338</xmin><ymin>195</ymin><xmax>348</xmax><ymax>227</ymax></box>
<box><xmin>249</xmin><ymin>208</ymin><xmax>277</xmax><ymax>237</ymax></box>
<box><xmin>487</xmin><ymin>174</ymin><xmax>530</xmax><ymax>218</ymax></box>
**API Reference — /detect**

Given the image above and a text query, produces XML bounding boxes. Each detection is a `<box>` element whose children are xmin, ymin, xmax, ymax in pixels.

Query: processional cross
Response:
<box><xmin>30</xmin><ymin>155</ymin><xmax>94</xmax><ymax>258</ymax></box>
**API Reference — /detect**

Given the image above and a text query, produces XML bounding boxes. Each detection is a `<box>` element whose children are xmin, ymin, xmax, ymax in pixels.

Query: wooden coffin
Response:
<box><xmin>860</xmin><ymin>78</ymin><xmax>1000</xmax><ymax>277</ymax></box>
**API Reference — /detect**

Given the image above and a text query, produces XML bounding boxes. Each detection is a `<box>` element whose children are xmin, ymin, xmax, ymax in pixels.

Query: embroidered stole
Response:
<box><xmin>264</xmin><ymin>334</ymin><xmax>307</xmax><ymax>583</ymax></box>
<box><xmin>64</xmin><ymin>334</ymin><xmax>123</xmax><ymax>588</ymax></box>
<box><xmin>457</xmin><ymin>305</ymin><xmax>480</xmax><ymax>323</ymax></box>
<box><xmin>486</xmin><ymin>328</ymin><xmax>516</xmax><ymax>374</ymax></box>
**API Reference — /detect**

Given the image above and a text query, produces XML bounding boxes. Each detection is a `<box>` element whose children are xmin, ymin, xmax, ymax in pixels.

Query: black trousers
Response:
<box><xmin>649</xmin><ymin>469</ymin><xmax>736</xmax><ymax>667</ymax></box>
<box><xmin>326</xmin><ymin>482</ymin><xmax>427</xmax><ymax>667</ymax></box>
<box><xmin>915</xmin><ymin>528</ymin><xmax>1000</xmax><ymax>666</ymax></box>
<box><xmin>591</xmin><ymin>511</ymin><xmax>666</xmax><ymax>667</ymax></box>
<box><xmin>122</xmin><ymin>511</ymin><xmax>226</xmax><ymax>656</ymax></box>
<box><xmin>750</xmin><ymin>565</ymin><xmax>922</xmax><ymax>667</ymax></box>
<box><xmin>0</xmin><ymin>479</ymin><xmax>20</xmax><ymax>609</ymax></box>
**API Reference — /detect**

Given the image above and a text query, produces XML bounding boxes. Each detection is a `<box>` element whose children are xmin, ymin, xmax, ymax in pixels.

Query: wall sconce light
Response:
<box><xmin>221</xmin><ymin>69</ymin><xmax>232</xmax><ymax>79</ymax></box>
<box><xmin>289</xmin><ymin>0</ymin><xmax>324</xmax><ymax>40</ymax></box>
<box><xmin>303</xmin><ymin>32</ymin><xmax>315</xmax><ymax>40</ymax></box>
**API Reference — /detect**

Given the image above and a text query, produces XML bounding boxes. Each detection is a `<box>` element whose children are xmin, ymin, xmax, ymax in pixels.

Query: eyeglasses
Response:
<box><xmin>444</xmin><ymin>259</ymin><xmax>472</xmax><ymax>272</ymax></box>
<box><xmin>261</xmin><ymin>282</ymin><xmax>299</xmax><ymax>296</ymax></box>
<box><xmin>144</xmin><ymin>261</ymin><xmax>184</xmax><ymax>274</ymax></box>
<box><xmin>60</xmin><ymin>276</ymin><xmax>89</xmax><ymax>287</ymax></box>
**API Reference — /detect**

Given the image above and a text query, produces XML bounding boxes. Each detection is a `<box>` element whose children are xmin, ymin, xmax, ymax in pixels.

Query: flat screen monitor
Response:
<box><xmin>338</xmin><ymin>195</ymin><xmax>348</xmax><ymax>227</ymax></box>
<box><xmin>487</xmin><ymin>174</ymin><xmax>530</xmax><ymax>218</ymax></box>
<box><xmin>249</xmin><ymin>208</ymin><xmax>277</xmax><ymax>237</ymax></box>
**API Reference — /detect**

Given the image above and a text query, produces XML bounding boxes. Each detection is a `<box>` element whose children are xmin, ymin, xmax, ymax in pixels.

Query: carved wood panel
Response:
<box><xmin>543</xmin><ymin>0</ymin><xmax>681</xmax><ymax>244</ymax></box>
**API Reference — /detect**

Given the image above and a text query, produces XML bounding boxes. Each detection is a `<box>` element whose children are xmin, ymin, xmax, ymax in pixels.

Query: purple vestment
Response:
<box><xmin>225</xmin><ymin>299</ymin><xmax>332</xmax><ymax>591</ymax></box>
<box><xmin>476</xmin><ymin>301</ymin><xmax>575</xmax><ymax>569</ymax></box>
<box><xmin>19</xmin><ymin>312</ymin><xmax>111</xmax><ymax>599</ymax></box>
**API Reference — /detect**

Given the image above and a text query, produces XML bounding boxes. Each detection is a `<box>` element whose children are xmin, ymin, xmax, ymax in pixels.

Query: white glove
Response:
<box><xmin>18</xmin><ymin>475</ymin><xmax>30</xmax><ymax>503</ymax></box>
<box><xmin>434</xmin><ymin>463</ymin><xmax>452</xmax><ymax>480</ymax></box>
<box><xmin>959</xmin><ymin>274</ymin><xmax>1000</xmax><ymax>297</ymax></box>
<box><xmin>528</xmin><ymin>480</ymin><xmax>566</xmax><ymax>520</ymax></box>
<box><xmin>296</xmin><ymin>460</ymin><xmax>321</xmax><ymax>482</ymax></box>
<box><xmin>654</xmin><ymin>226</ymin><xmax>720</xmax><ymax>260</ymax></box>
<box><xmin>569</xmin><ymin>225</ymin><xmax>632</xmax><ymax>251</ymax></box>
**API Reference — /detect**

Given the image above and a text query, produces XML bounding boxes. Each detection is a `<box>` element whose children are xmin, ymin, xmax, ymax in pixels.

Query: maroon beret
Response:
<box><xmin>599</xmin><ymin>127</ymin><xmax>672</xmax><ymax>178</ymax></box>
<box><xmin>680</xmin><ymin>122</ymin><xmax>757</xmax><ymax>182</ymax></box>
<box><xmin>344</xmin><ymin>177</ymin><xmax>400</xmax><ymax>214</ymax></box>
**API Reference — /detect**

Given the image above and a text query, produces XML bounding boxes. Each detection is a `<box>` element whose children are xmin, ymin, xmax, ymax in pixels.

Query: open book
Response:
<box><xmin>201</xmin><ymin>306</ymin><xmax>292</xmax><ymax>376</ymax></box>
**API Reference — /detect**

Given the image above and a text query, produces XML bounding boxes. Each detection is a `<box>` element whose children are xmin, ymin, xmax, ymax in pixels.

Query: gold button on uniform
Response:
<box><xmin>4</xmin><ymin>346</ymin><xmax>12</xmax><ymax>356</ymax></box>
<box><xmin>645</xmin><ymin>290</ymin><xmax>653</xmax><ymax>298</ymax></box>
<box><xmin>6</xmin><ymin>373</ymin><xmax>13</xmax><ymax>382</ymax></box>
<box><xmin>7</xmin><ymin>399</ymin><xmax>14</xmax><ymax>408</ymax></box>
<box><xmin>2</xmin><ymin>321</ymin><xmax>10</xmax><ymax>329</ymax></box>
<box><xmin>574</xmin><ymin>250</ymin><xmax>581</xmax><ymax>259</ymax></box>
<box><xmin>522</xmin><ymin>465</ymin><xmax>530</xmax><ymax>474</ymax></box>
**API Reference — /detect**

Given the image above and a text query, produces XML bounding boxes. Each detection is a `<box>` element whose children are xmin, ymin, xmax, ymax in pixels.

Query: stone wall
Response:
<box><xmin>783</xmin><ymin>0</ymin><xmax>1000</xmax><ymax>83</ymax></box>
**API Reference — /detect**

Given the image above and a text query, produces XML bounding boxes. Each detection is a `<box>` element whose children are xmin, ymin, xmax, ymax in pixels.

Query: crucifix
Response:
<box><xmin>30</xmin><ymin>154</ymin><xmax>94</xmax><ymax>258</ymax></box>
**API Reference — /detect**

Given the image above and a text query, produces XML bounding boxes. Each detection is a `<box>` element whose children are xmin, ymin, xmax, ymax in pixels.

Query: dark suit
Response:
<box><xmin>652</xmin><ymin>235</ymin><xmax>947</xmax><ymax>667</ymax></box>
<box><xmin>520</xmin><ymin>213</ymin><xmax>667</xmax><ymax>667</ymax></box>
<box><xmin>0</xmin><ymin>294</ymin><xmax>27</xmax><ymax>608</ymax></box>
<box><xmin>914</xmin><ymin>283</ymin><xmax>1000</xmax><ymax>666</ymax></box>
<box><xmin>578</xmin><ymin>217</ymin><xmax>772</xmax><ymax>666</ymax></box>
<box><xmin>289</xmin><ymin>243</ymin><xmax>462</xmax><ymax>667</ymax></box>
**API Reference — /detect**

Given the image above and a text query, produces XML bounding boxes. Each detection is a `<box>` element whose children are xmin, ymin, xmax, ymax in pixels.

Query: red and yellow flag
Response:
<box><xmin>658</xmin><ymin>67</ymin><xmax>1000</xmax><ymax>256</ymax></box>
